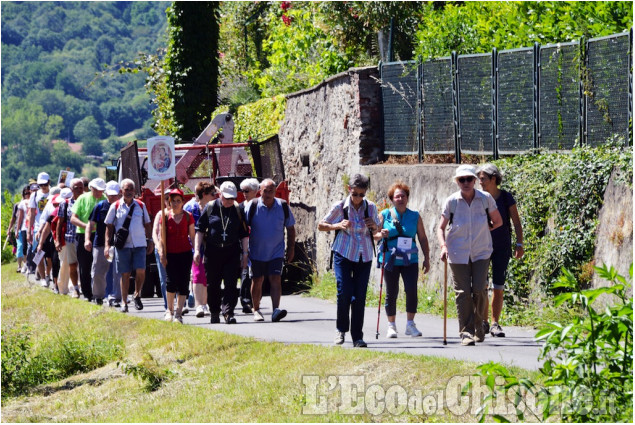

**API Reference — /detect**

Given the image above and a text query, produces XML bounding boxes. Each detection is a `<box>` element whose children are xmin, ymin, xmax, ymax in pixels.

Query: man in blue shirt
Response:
<box><xmin>246</xmin><ymin>179</ymin><xmax>295</xmax><ymax>322</ymax></box>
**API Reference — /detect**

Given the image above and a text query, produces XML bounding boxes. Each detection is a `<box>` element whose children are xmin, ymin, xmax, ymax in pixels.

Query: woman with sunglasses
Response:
<box><xmin>437</xmin><ymin>165</ymin><xmax>502</xmax><ymax>346</ymax></box>
<box><xmin>318</xmin><ymin>174</ymin><xmax>382</xmax><ymax>348</ymax></box>
<box><xmin>477</xmin><ymin>164</ymin><xmax>524</xmax><ymax>338</ymax></box>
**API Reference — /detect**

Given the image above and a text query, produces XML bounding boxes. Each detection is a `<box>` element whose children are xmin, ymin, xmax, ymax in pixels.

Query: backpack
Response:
<box><xmin>203</xmin><ymin>199</ymin><xmax>248</xmax><ymax>237</ymax></box>
<box><xmin>329</xmin><ymin>200</ymin><xmax>375</xmax><ymax>269</ymax></box>
<box><xmin>246</xmin><ymin>198</ymin><xmax>289</xmax><ymax>227</ymax></box>
<box><xmin>52</xmin><ymin>201</ymin><xmax>69</xmax><ymax>247</ymax></box>
<box><xmin>448</xmin><ymin>191</ymin><xmax>493</xmax><ymax>228</ymax></box>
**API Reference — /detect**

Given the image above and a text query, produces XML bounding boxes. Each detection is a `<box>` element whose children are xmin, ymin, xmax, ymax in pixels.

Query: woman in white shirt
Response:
<box><xmin>437</xmin><ymin>165</ymin><xmax>502</xmax><ymax>346</ymax></box>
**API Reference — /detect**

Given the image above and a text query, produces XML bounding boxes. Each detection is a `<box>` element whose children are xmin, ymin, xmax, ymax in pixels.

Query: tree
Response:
<box><xmin>73</xmin><ymin>116</ymin><xmax>100</xmax><ymax>143</ymax></box>
<box><xmin>165</xmin><ymin>2</ymin><xmax>220</xmax><ymax>141</ymax></box>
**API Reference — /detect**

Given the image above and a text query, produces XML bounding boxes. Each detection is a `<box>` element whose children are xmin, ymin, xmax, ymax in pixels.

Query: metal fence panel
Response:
<box><xmin>540</xmin><ymin>42</ymin><xmax>581</xmax><ymax>150</ymax></box>
<box><xmin>457</xmin><ymin>53</ymin><xmax>492</xmax><ymax>155</ymax></box>
<box><xmin>497</xmin><ymin>48</ymin><xmax>534</xmax><ymax>154</ymax></box>
<box><xmin>586</xmin><ymin>33</ymin><xmax>631</xmax><ymax>146</ymax></box>
<box><xmin>421</xmin><ymin>58</ymin><xmax>455</xmax><ymax>154</ymax></box>
<box><xmin>381</xmin><ymin>61</ymin><xmax>419</xmax><ymax>154</ymax></box>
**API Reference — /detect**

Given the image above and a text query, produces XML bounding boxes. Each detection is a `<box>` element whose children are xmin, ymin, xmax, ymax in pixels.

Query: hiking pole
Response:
<box><xmin>376</xmin><ymin>239</ymin><xmax>386</xmax><ymax>339</ymax></box>
<box><xmin>443</xmin><ymin>259</ymin><xmax>448</xmax><ymax>345</ymax></box>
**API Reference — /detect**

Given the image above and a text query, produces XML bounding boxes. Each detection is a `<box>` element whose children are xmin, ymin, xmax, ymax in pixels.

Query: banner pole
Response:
<box><xmin>161</xmin><ymin>180</ymin><xmax>167</xmax><ymax>256</ymax></box>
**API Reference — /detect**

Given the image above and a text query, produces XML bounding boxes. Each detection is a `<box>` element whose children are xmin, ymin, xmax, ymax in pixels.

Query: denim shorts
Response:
<box><xmin>251</xmin><ymin>258</ymin><xmax>283</xmax><ymax>278</ymax></box>
<box><xmin>115</xmin><ymin>246</ymin><xmax>146</xmax><ymax>274</ymax></box>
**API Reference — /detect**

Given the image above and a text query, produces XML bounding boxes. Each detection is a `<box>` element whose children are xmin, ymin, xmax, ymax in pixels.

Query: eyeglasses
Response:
<box><xmin>458</xmin><ymin>177</ymin><xmax>475</xmax><ymax>184</ymax></box>
<box><xmin>241</xmin><ymin>189</ymin><xmax>252</xmax><ymax>193</ymax></box>
<box><xmin>350</xmin><ymin>192</ymin><xmax>366</xmax><ymax>198</ymax></box>
<box><xmin>39</xmin><ymin>183</ymin><xmax>49</xmax><ymax>187</ymax></box>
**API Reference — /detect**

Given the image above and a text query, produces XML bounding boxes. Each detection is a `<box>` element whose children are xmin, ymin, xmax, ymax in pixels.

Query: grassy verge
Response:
<box><xmin>307</xmin><ymin>270</ymin><xmax>578</xmax><ymax>328</ymax></box>
<box><xmin>1</xmin><ymin>263</ymin><xmax>540</xmax><ymax>422</ymax></box>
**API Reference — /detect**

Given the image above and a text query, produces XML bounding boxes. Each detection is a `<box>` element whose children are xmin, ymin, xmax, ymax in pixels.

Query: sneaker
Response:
<box><xmin>482</xmin><ymin>320</ymin><xmax>490</xmax><ymax>335</ymax></box>
<box><xmin>224</xmin><ymin>314</ymin><xmax>237</xmax><ymax>324</ymax></box>
<box><xmin>133</xmin><ymin>296</ymin><xmax>143</xmax><ymax>310</ymax></box>
<box><xmin>164</xmin><ymin>310</ymin><xmax>173</xmax><ymax>321</ymax></box>
<box><xmin>386</xmin><ymin>323</ymin><xmax>398</xmax><ymax>338</ymax></box>
<box><xmin>253</xmin><ymin>310</ymin><xmax>265</xmax><ymax>322</ymax></box>
<box><xmin>490</xmin><ymin>323</ymin><xmax>506</xmax><ymax>338</ymax></box>
<box><xmin>271</xmin><ymin>308</ymin><xmax>287</xmax><ymax>322</ymax></box>
<box><xmin>195</xmin><ymin>305</ymin><xmax>205</xmax><ymax>318</ymax></box>
<box><xmin>120</xmin><ymin>304</ymin><xmax>129</xmax><ymax>313</ymax></box>
<box><xmin>461</xmin><ymin>333</ymin><xmax>475</xmax><ymax>346</ymax></box>
<box><xmin>52</xmin><ymin>285</ymin><xmax>59</xmax><ymax>294</ymax></box>
<box><xmin>40</xmin><ymin>278</ymin><xmax>49</xmax><ymax>287</ymax></box>
<box><xmin>474</xmin><ymin>334</ymin><xmax>485</xmax><ymax>343</ymax></box>
<box><xmin>210</xmin><ymin>313</ymin><xmax>220</xmax><ymax>324</ymax></box>
<box><xmin>109</xmin><ymin>299</ymin><xmax>121</xmax><ymax>308</ymax></box>
<box><xmin>95</xmin><ymin>298</ymin><xmax>103</xmax><ymax>306</ymax></box>
<box><xmin>174</xmin><ymin>314</ymin><xmax>183</xmax><ymax>324</ymax></box>
<box><xmin>353</xmin><ymin>339</ymin><xmax>367</xmax><ymax>348</ymax></box>
<box><xmin>182</xmin><ymin>306</ymin><xmax>189</xmax><ymax>315</ymax></box>
<box><xmin>405</xmin><ymin>322</ymin><xmax>422</xmax><ymax>337</ymax></box>
<box><xmin>72</xmin><ymin>287</ymin><xmax>81</xmax><ymax>298</ymax></box>
<box><xmin>242</xmin><ymin>304</ymin><xmax>253</xmax><ymax>314</ymax></box>
<box><xmin>334</xmin><ymin>331</ymin><xmax>345</xmax><ymax>345</ymax></box>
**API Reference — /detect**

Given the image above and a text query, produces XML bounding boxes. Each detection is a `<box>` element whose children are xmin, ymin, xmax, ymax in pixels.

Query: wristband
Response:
<box><xmin>516</xmin><ymin>243</ymin><xmax>523</xmax><ymax>248</ymax></box>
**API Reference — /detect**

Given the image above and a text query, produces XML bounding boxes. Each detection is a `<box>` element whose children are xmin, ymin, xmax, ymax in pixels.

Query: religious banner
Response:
<box><xmin>147</xmin><ymin>136</ymin><xmax>176</xmax><ymax>180</ymax></box>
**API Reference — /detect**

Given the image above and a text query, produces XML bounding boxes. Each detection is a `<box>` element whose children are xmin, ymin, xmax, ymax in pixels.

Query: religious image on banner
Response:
<box><xmin>147</xmin><ymin>136</ymin><xmax>175</xmax><ymax>180</ymax></box>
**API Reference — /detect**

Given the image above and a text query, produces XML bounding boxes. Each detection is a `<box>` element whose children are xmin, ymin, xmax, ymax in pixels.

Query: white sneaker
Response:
<box><xmin>253</xmin><ymin>309</ymin><xmax>264</xmax><ymax>322</ymax></box>
<box><xmin>405</xmin><ymin>322</ymin><xmax>422</xmax><ymax>337</ymax></box>
<box><xmin>72</xmin><ymin>286</ymin><xmax>81</xmax><ymax>298</ymax></box>
<box><xmin>386</xmin><ymin>323</ymin><xmax>398</xmax><ymax>338</ymax></box>
<box><xmin>40</xmin><ymin>278</ymin><xmax>49</xmax><ymax>287</ymax></box>
<box><xmin>164</xmin><ymin>310</ymin><xmax>173</xmax><ymax>321</ymax></box>
<box><xmin>195</xmin><ymin>305</ymin><xmax>205</xmax><ymax>318</ymax></box>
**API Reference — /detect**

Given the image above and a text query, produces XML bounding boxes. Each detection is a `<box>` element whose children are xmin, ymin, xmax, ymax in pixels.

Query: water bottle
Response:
<box><xmin>106</xmin><ymin>246</ymin><xmax>114</xmax><ymax>263</ymax></box>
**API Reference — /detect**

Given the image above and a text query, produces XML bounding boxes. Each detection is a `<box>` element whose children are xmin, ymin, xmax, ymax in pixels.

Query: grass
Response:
<box><xmin>0</xmin><ymin>263</ymin><xmax>541</xmax><ymax>422</ymax></box>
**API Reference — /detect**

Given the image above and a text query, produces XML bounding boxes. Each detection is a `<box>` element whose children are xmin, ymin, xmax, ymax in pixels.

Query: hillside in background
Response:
<box><xmin>1</xmin><ymin>1</ymin><xmax>169</xmax><ymax>194</ymax></box>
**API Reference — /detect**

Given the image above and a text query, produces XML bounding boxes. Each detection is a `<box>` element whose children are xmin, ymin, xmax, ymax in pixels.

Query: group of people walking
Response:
<box><xmin>9</xmin><ymin>164</ymin><xmax>522</xmax><ymax>348</ymax></box>
<box><xmin>320</xmin><ymin>165</ymin><xmax>523</xmax><ymax>348</ymax></box>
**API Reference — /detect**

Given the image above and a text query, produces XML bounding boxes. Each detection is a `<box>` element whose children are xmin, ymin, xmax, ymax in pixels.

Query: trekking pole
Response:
<box><xmin>376</xmin><ymin>239</ymin><xmax>386</xmax><ymax>339</ymax></box>
<box><xmin>443</xmin><ymin>259</ymin><xmax>448</xmax><ymax>345</ymax></box>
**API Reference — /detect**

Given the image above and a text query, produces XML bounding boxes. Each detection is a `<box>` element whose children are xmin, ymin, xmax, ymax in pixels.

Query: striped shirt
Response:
<box><xmin>322</xmin><ymin>197</ymin><xmax>380</xmax><ymax>263</ymax></box>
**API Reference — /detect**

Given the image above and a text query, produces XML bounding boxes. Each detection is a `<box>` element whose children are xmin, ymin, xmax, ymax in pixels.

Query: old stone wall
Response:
<box><xmin>278</xmin><ymin>66</ymin><xmax>382</xmax><ymax>276</ymax></box>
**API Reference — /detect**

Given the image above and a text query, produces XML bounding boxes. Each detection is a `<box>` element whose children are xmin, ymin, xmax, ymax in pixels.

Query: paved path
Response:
<box><xmin>124</xmin><ymin>293</ymin><xmax>542</xmax><ymax>371</ymax></box>
<box><xmin>27</xmin><ymin>274</ymin><xmax>542</xmax><ymax>370</ymax></box>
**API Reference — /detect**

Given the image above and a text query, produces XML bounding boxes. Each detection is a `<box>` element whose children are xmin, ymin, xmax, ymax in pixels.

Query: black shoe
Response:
<box><xmin>242</xmin><ymin>305</ymin><xmax>253</xmax><ymax>314</ymax></box>
<box><xmin>120</xmin><ymin>304</ymin><xmax>129</xmax><ymax>313</ymax></box>
<box><xmin>490</xmin><ymin>323</ymin><xmax>506</xmax><ymax>337</ymax></box>
<box><xmin>353</xmin><ymin>339</ymin><xmax>367</xmax><ymax>348</ymax></box>
<box><xmin>482</xmin><ymin>320</ymin><xmax>490</xmax><ymax>335</ymax></box>
<box><xmin>109</xmin><ymin>299</ymin><xmax>121</xmax><ymax>308</ymax></box>
<box><xmin>95</xmin><ymin>298</ymin><xmax>103</xmax><ymax>306</ymax></box>
<box><xmin>134</xmin><ymin>296</ymin><xmax>143</xmax><ymax>310</ymax></box>
<box><xmin>224</xmin><ymin>314</ymin><xmax>237</xmax><ymax>324</ymax></box>
<box><xmin>210</xmin><ymin>314</ymin><xmax>220</xmax><ymax>324</ymax></box>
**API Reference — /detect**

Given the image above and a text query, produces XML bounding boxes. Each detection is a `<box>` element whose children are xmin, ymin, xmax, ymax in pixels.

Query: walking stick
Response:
<box><xmin>443</xmin><ymin>259</ymin><xmax>448</xmax><ymax>345</ymax></box>
<box><xmin>375</xmin><ymin>239</ymin><xmax>386</xmax><ymax>339</ymax></box>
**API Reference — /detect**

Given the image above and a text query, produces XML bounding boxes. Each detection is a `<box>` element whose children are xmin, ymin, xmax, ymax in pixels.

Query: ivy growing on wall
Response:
<box><xmin>494</xmin><ymin>138</ymin><xmax>632</xmax><ymax>316</ymax></box>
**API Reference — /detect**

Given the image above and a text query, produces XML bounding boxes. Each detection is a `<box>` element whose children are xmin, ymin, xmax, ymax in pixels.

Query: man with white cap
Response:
<box><xmin>86</xmin><ymin>181</ymin><xmax>122</xmax><ymax>306</ymax></box>
<box><xmin>194</xmin><ymin>181</ymin><xmax>249</xmax><ymax>324</ymax></box>
<box><xmin>56</xmin><ymin>178</ymin><xmax>84</xmax><ymax>296</ymax></box>
<box><xmin>27</xmin><ymin>172</ymin><xmax>51</xmax><ymax>281</ymax></box>
<box><xmin>71</xmin><ymin>178</ymin><xmax>106</xmax><ymax>302</ymax></box>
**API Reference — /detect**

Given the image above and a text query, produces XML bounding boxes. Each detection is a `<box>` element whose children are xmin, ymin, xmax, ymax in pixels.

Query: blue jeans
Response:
<box><xmin>155</xmin><ymin>248</ymin><xmax>168</xmax><ymax>310</ymax></box>
<box><xmin>333</xmin><ymin>252</ymin><xmax>372</xmax><ymax>342</ymax></box>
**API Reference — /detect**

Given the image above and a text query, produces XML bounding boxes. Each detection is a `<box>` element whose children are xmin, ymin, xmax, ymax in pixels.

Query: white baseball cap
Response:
<box><xmin>37</xmin><ymin>172</ymin><xmax>50</xmax><ymax>185</ymax></box>
<box><xmin>105</xmin><ymin>181</ymin><xmax>121</xmax><ymax>196</ymax></box>
<box><xmin>59</xmin><ymin>188</ymin><xmax>73</xmax><ymax>200</ymax></box>
<box><xmin>89</xmin><ymin>178</ymin><xmax>107</xmax><ymax>191</ymax></box>
<box><xmin>453</xmin><ymin>165</ymin><xmax>478</xmax><ymax>181</ymax></box>
<box><xmin>220</xmin><ymin>181</ymin><xmax>238</xmax><ymax>199</ymax></box>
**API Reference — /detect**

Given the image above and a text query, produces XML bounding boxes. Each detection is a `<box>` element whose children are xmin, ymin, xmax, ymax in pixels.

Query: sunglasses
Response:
<box><xmin>458</xmin><ymin>177</ymin><xmax>475</xmax><ymax>184</ymax></box>
<box><xmin>241</xmin><ymin>189</ymin><xmax>252</xmax><ymax>193</ymax></box>
<box><xmin>350</xmin><ymin>192</ymin><xmax>366</xmax><ymax>198</ymax></box>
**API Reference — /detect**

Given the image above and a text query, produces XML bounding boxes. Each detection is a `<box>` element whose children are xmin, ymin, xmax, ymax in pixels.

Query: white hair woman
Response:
<box><xmin>477</xmin><ymin>164</ymin><xmax>524</xmax><ymax>338</ymax></box>
<box><xmin>437</xmin><ymin>165</ymin><xmax>503</xmax><ymax>346</ymax></box>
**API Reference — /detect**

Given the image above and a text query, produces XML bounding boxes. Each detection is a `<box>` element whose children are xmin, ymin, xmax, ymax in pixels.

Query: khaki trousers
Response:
<box><xmin>449</xmin><ymin>258</ymin><xmax>490</xmax><ymax>338</ymax></box>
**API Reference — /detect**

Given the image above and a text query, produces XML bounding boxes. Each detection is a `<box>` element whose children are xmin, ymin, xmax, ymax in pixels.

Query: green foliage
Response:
<box><xmin>1</xmin><ymin>325</ymin><xmax>124</xmax><ymax>399</ymax></box>
<box><xmin>414</xmin><ymin>2</ymin><xmax>633</xmax><ymax>59</ymax></box>
<box><xmin>165</xmin><ymin>2</ymin><xmax>220</xmax><ymax>141</ymax></box>
<box><xmin>492</xmin><ymin>142</ymin><xmax>632</xmax><ymax>319</ymax></box>
<box><xmin>118</xmin><ymin>353</ymin><xmax>173</xmax><ymax>392</ymax></box>
<box><xmin>210</xmin><ymin>96</ymin><xmax>286</xmax><ymax>144</ymax></box>
<box><xmin>475</xmin><ymin>264</ymin><xmax>633</xmax><ymax>422</ymax></box>
<box><xmin>1</xmin><ymin>191</ymin><xmax>21</xmax><ymax>264</ymax></box>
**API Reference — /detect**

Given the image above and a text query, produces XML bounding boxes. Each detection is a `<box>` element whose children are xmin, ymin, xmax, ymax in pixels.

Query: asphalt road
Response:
<box><xmin>27</xmin><ymin>273</ymin><xmax>543</xmax><ymax>371</ymax></box>
<box><xmin>120</xmin><ymin>292</ymin><xmax>542</xmax><ymax>371</ymax></box>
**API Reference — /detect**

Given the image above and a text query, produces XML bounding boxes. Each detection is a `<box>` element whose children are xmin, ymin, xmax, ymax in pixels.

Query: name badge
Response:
<box><xmin>397</xmin><ymin>237</ymin><xmax>413</xmax><ymax>260</ymax></box>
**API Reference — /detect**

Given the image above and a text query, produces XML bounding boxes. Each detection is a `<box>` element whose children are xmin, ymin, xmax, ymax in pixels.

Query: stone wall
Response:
<box><xmin>278</xmin><ymin>66</ymin><xmax>382</xmax><ymax>277</ymax></box>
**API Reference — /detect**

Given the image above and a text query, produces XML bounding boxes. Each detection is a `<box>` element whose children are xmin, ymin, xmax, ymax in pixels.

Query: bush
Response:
<box><xmin>474</xmin><ymin>264</ymin><xmax>633</xmax><ymax>422</ymax></box>
<box><xmin>1</xmin><ymin>326</ymin><xmax>124</xmax><ymax>399</ymax></box>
